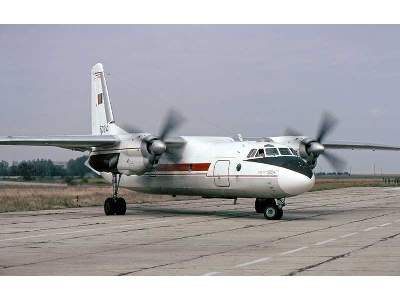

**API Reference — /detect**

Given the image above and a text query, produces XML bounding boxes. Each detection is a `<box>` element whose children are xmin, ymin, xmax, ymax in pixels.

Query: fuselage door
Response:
<box><xmin>213</xmin><ymin>160</ymin><xmax>230</xmax><ymax>187</ymax></box>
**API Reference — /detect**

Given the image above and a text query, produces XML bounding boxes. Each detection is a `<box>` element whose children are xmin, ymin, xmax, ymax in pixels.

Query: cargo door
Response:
<box><xmin>213</xmin><ymin>160</ymin><xmax>230</xmax><ymax>187</ymax></box>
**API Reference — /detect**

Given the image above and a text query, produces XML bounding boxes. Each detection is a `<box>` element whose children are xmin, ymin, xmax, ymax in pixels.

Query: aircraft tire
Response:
<box><xmin>255</xmin><ymin>198</ymin><xmax>266</xmax><ymax>213</ymax></box>
<box><xmin>263</xmin><ymin>204</ymin><xmax>283</xmax><ymax>220</ymax></box>
<box><xmin>104</xmin><ymin>197</ymin><xmax>116</xmax><ymax>215</ymax></box>
<box><xmin>115</xmin><ymin>197</ymin><xmax>127</xmax><ymax>215</ymax></box>
<box><xmin>276</xmin><ymin>207</ymin><xmax>283</xmax><ymax>220</ymax></box>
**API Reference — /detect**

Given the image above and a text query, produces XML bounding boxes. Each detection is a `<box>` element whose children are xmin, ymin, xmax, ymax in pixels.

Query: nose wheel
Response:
<box><xmin>255</xmin><ymin>198</ymin><xmax>284</xmax><ymax>220</ymax></box>
<box><xmin>104</xmin><ymin>173</ymin><xmax>126</xmax><ymax>216</ymax></box>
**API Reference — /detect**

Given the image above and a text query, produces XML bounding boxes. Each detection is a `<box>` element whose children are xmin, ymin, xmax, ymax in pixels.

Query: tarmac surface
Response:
<box><xmin>1</xmin><ymin>187</ymin><xmax>400</xmax><ymax>275</ymax></box>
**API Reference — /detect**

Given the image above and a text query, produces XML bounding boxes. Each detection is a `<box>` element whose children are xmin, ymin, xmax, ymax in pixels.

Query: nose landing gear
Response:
<box><xmin>104</xmin><ymin>173</ymin><xmax>127</xmax><ymax>216</ymax></box>
<box><xmin>254</xmin><ymin>198</ymin><xmax>284</xmax><ymax>220</ymax></box>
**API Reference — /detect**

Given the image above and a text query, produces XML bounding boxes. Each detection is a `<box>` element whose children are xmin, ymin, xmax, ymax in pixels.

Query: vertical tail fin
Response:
<box><xmin>91</xmin><ymin>63</ymin><xmax>126</xmax><ymax>135</ymax></box>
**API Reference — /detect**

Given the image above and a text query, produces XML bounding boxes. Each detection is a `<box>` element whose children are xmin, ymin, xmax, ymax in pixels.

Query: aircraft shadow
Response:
<box><xmin>126</xmin><ymin>206</ymin><xmax>335</xmax><ymax>221</ymax></box>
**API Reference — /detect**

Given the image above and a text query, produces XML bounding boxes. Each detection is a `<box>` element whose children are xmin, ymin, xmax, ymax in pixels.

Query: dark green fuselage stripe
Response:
<box><xmin>245</xmin><ymin>156</ymin><xmax>313</xmax><ymax>178</ymax></box>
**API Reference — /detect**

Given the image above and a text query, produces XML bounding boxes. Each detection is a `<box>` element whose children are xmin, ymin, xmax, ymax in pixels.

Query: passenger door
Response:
<box><xmin>213</xmin><ymin>160</ymin><xmax>230</xmax><ymax>187</ymax></box>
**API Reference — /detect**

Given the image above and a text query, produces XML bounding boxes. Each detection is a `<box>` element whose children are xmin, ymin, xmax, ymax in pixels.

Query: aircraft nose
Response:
<box><xmin>278</xmin><ymin>169</ymin><xmax>315</xmax><ymax>196</ymax></box>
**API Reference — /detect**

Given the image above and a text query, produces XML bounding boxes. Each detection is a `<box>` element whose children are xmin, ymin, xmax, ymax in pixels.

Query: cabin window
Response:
<box><xmin>247</xmin><ymin>149</ymin><xmax>257</xmax><ymax>158</ymax></box>
<box><xmin>278</xmin><ymin>148</ymin><xmax>292</xmax><ymax>155</ymax></box>
<box><xmin>265</xmin><ymin>147</ymin><xmax>279</xmax><ymax>156</ymax></box>
<box><xmin>255</xmin><ymin>148</ymin><xmax>265</xmax><ymax>158</ymax></box>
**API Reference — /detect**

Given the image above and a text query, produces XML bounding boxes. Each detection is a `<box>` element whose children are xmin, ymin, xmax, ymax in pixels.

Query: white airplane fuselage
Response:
<box><xmin>98</xmin><ymin>136</ymin><xmax>315</xmax><ymax>199</ymax></box>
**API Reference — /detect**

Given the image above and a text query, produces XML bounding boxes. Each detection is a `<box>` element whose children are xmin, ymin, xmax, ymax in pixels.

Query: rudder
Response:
<box><xmin>91</xmin><ymin>63</ymin><xmax>115</xmax><ymax>135</ymax></box>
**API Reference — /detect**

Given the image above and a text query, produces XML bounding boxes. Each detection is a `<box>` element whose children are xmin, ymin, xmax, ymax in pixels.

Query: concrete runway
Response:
<box><xmin>1</xmin><ymin>187</ymin><xmax>400</xmax><ymax>275</ymax></box>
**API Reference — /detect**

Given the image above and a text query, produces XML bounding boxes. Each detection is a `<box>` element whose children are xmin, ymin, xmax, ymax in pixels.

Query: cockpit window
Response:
<box><xmin>255</xmin><ymin>148</ymin><xmax>265</xmax><ymax>158</ymax></box>
<box><xmin>247</xmin><ymin>149</ymin><xmax>257</xmax><ymax>158</ymax></box>
<box><xmin>278</xmin><ymin>148</ymin><xmax>292</xmax><ymax>155</ymax></box>
<box><xmin>265</xmin><ymin>147</ymin><xmax>279</xmax><ymax>156</ymax></box>
<box><xmin>290</xmin><ymin>148</ymin><xmax>298</xmax><ymax>156</ymax></box>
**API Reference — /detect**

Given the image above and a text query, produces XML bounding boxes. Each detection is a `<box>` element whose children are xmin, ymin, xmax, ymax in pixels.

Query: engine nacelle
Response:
<box><xmin>88</xmin><ymin>153</ymin><xmax>120</xmax><ymax>173</ymax></box>
<box><xmin>298</xmin><ymin>138</ymin><xmax>319</xmax><ymax>169</ymax></box>
<box><xmin>117</xmin><ymin>148</ymin><xmax>151</xmax><ymax>175</ymax></box>
<box><xmin>88</xmin><ymin>134</ymin><xmax>158</xmax><ymax>175</ymax></box>
<box><xmin>89</xmin><ymin>149</ymin><xmax>152</xmax><ymax>175</ymax></box>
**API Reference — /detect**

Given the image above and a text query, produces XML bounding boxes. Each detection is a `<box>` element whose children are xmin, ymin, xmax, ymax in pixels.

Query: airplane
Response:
<box><xmin>2</xmin><ymin>62</ymin><xmax>400</xmax><ymax>220</ymax></box>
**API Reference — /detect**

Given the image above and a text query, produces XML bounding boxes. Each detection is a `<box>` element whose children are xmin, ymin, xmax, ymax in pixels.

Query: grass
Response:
<box><xmin>0</xmin><ymin>184</ymin><xmax>178</xmax><ymax>213</ymax></box>
<box><xmin>1</xmin><ymin>176</ymin><xmax>399</xmax><ymax>213</ymax></box>
<box><xmin>312</xmin><ymin>176</ymin><xmax>396</xmax><ymax>192</ymax></box>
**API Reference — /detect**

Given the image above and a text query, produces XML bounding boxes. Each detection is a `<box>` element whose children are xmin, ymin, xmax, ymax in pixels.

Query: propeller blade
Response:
<box><xmin>316</xmin><ymin>112</ymin><xmax>337</xmax><ymax>143</ymax></box>
<box><xmin>120</xmin><ymin>124</ymin><xmax>143</xmax><ymax>134</ymax></box>
<box><xmin>159</xmin><ymin>109</ymin><xmax>185</xmax><ymax>141</ymax></box>
<box><xmin>322</xmin><ymin>151</ymin><xmax>346</xmax><ymax>171</ymax></box>
<box><xmin>164</xmin><ymin>151</ymin><xmax>182</xmax><ymax>163</ymax></box>
<box><xmin>283</xmin><ymin>128</ymin><xmax>303</xmax><ymax>136</ymax></box>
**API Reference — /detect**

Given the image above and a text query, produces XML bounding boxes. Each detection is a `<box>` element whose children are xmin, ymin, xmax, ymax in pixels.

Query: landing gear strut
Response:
<box><xmin>254</xmin><ymin>198</ymin><xmax>284</xmax><ymax>220</ymax></box>
<box><xmin>104</xmin><ymin>173</ymin><xmax>126</xmax><ymax>216</ymax></box>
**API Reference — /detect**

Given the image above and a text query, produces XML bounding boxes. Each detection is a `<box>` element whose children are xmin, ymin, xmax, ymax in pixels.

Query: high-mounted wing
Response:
<box><xmin>324</xmin><ymin>141</ymin><xmax>400</xmax><ymax>151</ymax></box>
<box><xmin>0</xmin><ymin>135</ymin><xmax>119</xmax><ymax>152</ymax></box>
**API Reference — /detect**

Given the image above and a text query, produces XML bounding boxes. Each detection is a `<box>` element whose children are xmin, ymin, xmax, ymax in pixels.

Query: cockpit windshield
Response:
<box><xmin>278</xmin><ymin>148</ymin><xmax>292</xmax><ymax>155</ymax></box>
<box><xmin>265</xmin><ymin>147</ymin><xmax>279</xmax><ymax>156</ymax></box>
<box><xmin>247</xmin><ymin>149</ymin><xmax>257</xmax><ymax>158</ymax></box>
<box><xmin>255</xmin><ymin>148</ymin><xmax>265</xmax><ymax>158</ymax></box>
<box><xmin>290</xmin><ymin>148</ymin><xmax>298</xmax><ymax>156</ymax></box>
<box><xmin>247</xmin><ymin>146</ymin><xmax>295</xmax><ymax>158</ymax></box>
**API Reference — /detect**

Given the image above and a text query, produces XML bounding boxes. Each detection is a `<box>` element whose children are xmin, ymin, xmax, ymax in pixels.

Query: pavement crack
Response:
<box><xmin>286</xmin><ymin>231</ymin><xmax>400</xmax><ymax>276</ymax></box>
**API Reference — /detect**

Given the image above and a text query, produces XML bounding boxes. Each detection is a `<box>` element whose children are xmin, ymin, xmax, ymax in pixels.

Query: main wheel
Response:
<box><xmin>104</xmin><ymin>197</ymin><xmax>116</xmax><ymax>215</ymax></box>
<box><xmin>263</xmin><ymin>205</ymin><xmax>283</xmax><ymax>220</ymax></box>
<box><xmin>115</xmin><ymin>197</ymin><xmax>127</xmax><ymax>215</ymax></box>
<box><xmin>276</xmin><ymin>207</ymin><xmax>283</xmax><ymax>219</ymax></box>
<box><xmin>255</xmin><ymin>198</ymin><xmax>266</xmax><ymax>213</ymax></box>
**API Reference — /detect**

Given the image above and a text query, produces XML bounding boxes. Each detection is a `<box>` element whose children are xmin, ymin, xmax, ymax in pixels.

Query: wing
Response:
<box><xmin>0</xmin><ymin>135</ymin><xmax>119</xmax><ymax>152</ymax></box>
<box><xmin>324</xmin><ymin>141</ymin><xmax>400</xmax><ymax>151</ymax></box>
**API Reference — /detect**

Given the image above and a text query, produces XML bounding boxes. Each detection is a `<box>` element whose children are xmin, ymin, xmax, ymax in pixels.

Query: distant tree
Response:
<box><xmin>0</xmin><ymin>160</ymin><xmax>8</xmax><ymax>176</ymax></box>
<box><xmin>1</xmin><ymin>156</ymin><xmax>91</xmax><ymax>179</ymax></box>
<box><xmin>8</xmin><ymin>162</ymin><xmax>18</xmax><ymax>176</ymax></box>
<box><xmin>17</xmin><ymin>161</ymin><xmax>35</xmax><ymax>180</ymax></box>
<box><xmin>66</xmin><ymin>156</ymin><xmax>89</xmax><ymax>177</ymax></box>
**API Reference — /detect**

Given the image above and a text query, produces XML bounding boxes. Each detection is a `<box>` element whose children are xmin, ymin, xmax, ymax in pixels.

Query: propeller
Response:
<box><xmin>125</xmin><ymin>109</ymin><xmax>185</xmax><ymax>165</ymax></box>
<box><xmin>282</xmin><ymin>128</ymin><xmax>302</xmax><ymax>137</ymax></box>
<box><xmin>285</xmin><ymin>112</ymin><xmax>346</xmax><ymax>171</ymax></box>
<box><xmin>159</xmin><ymin>109</ymin><xmax>185</xmax><ymax>141</ymax></box>
<box><xmin>323</xmin><ymin>151</ymin><xmax>345</xmax><ymax>171</ymax></box>
<box><xmin>316</xmin><ymin>112</ymin><xmax>337</xmax><ymax>143</ymax></box>
<box><xmin>120</xmin><ymin>124</ymin><xmax>143</xmax><ymax>134</ymax></box>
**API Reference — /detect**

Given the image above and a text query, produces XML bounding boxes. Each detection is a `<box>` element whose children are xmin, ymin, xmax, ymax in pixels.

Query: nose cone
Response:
<box><xmin>278</xmin><ymin>169</ymin><xmax>315</xmax><ymax>196</ymax></box>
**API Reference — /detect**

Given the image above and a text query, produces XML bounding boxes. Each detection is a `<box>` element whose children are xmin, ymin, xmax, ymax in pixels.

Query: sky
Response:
<box><xmin>1</xmin><ymin>25</ymin><xmax>400</xmax><ymax>173</ymax></box>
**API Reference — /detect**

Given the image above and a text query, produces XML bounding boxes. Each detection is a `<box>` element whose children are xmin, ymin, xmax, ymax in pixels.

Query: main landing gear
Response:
<box><xmin>104</xmin><ymin>173</ymin><xmax>127</xmax><ymax>216</ymax></box>
<box><xmin>255</xmin><ymin>198</ymin><xmax>285</xmax><ymax>220</ymax></box>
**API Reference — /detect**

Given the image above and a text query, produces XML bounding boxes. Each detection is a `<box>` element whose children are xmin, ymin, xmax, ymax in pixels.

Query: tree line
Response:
<box><xmin>0</xmin><ymin>156</ymin><xmax>91</xmax><ymax>180</ymax></box>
